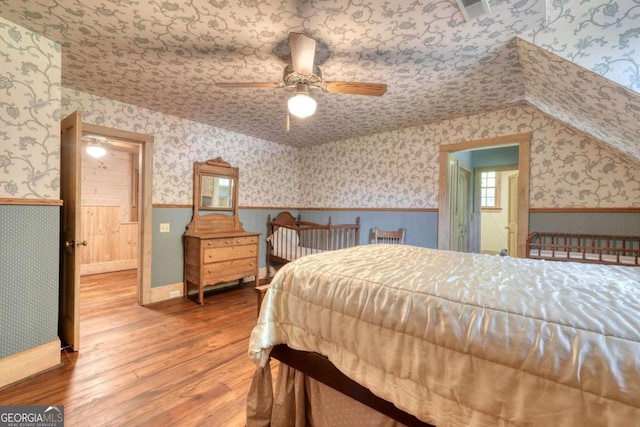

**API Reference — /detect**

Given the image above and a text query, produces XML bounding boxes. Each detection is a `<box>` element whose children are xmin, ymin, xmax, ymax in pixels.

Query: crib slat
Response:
<box><xmin>526</xmin><ymin>231</ymin><xmax>640</xmax><ymax>266</ymax></box>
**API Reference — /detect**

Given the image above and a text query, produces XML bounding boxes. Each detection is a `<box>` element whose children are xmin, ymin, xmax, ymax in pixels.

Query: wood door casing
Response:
<box><xmin>81</xmin><ymin>123</ymin><xmax>153</xmax><ymax>305</ymax></box>
<box><xmin>438</xmin><ymin>132</ymin><xmax>531</xmax><ymax>258</ymax></box>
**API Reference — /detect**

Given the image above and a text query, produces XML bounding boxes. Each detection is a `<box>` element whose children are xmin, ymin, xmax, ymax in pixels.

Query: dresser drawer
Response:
<box><xmin>204</xmin><ymin>244</ymin><xmax>257</xmax><ymax>263</ymax></box>
<box><xmin>203</xmin><ymin>258</ymin><xmax>257</xmax><ymax>283</ymax></box>
<box><xmin>204</xmin><ymin>236</ymin><xmax>258</xmax><ymax>248</ymax></box>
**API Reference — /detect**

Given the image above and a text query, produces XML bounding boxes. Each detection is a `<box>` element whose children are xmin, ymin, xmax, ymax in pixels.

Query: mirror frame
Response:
<box><xmin>186</xmin><ymin>158</ymin><xmax>242</xmax><ymax>235</ymax></box>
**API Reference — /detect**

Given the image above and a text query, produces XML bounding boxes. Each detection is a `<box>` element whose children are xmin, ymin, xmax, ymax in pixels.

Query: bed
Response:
<box><xmin>265</xmin><ymin>211</ymin><xmax>360</xmax><ymax>278</ymax></box>
<box><xmin>527</xmin><ymin>231</ymin><xmax>640</xmax><ymax>266</ymax></box>
<box><xmin>247</xmin><ymin>244</ymin><xmax>640</xmax><ymax>427</ymax></box>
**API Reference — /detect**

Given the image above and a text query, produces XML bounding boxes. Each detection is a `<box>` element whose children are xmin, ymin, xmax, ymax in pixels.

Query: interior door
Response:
<box><xmin>456</xmin><ymin>167</ymin><xmax>470</xmax><ymax>252</ymax></box>
<box><xmin>449</xmin><ymin>160</ymin><xmax>470</xmax><ymax>253</ymax></box>
<box><xmin>507</xmin><ymin>173</ymin><xmax>519</xmax><ymax>256</ymax></box>
<box><xmin>60</xmin><ymin>111</ymin><xmax>83</xmax><ymax>351</ymax></box>
<box><xmin>448</xmin><ymin>159</ymin><xmax>460</xmax><ymax>251</ymax></box>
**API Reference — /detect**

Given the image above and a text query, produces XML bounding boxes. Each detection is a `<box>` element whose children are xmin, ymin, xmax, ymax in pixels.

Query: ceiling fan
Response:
<box><xmin>216</xmin><ymin>32</ymin><xmax>387</xmax><ymax>124</ymax></box>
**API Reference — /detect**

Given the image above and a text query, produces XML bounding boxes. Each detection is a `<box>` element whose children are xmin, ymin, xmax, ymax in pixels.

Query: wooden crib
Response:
<box><xmin>526</xmin><ymin>231</ymin><xmax>640</xmax><ymax>266</ymax></box>
<box><xmin>255</xmin><ymin>212</ymin><xmax>360</xmax><ymax>315</ymax></box>
<box><xmin>266</xmin><ymin>211</ymin><xmax>360</xmax><ymax>277</ymax></box>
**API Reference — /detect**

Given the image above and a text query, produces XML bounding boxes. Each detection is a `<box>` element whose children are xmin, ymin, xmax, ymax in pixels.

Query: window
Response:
<box><xmin>480</xmin><ymin>171</ymin><xmax>500</xmax><ymax>209</ymax></box>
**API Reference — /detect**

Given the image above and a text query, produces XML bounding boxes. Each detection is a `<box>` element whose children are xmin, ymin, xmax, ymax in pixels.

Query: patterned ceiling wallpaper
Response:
<box><xmin>0</xmin><ymin>0</ymin><xmax>539</xmax><ymax>147</ymax></box>
<box><xmin>529</xmin><ymin>0</ymin><xmax>640</xmax><ymax>93</ymax></box>
<box><xmin>298</xmin><ymin>103</ymin><xmax>640</xmax><ymax>209</ymax></box>
<box><xmin>517</xmin><ymin>37</ymin><xmax>640</xmax><ymax>162</ymax></box>
<box><xmin>0</xmin><ymin>16</ymin><xmax>60</xmax><ymax>199</ymax></box>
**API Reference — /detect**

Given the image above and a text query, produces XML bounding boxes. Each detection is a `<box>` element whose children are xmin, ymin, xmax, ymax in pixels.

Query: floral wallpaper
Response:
<box><xmin>1</xmin><ymin>5</ymin><xmax>638</xmax><ymax>209</ymax></box>
<box><xmin>529</xmin><ymin>0</ymin><xmax>640</xmax><ymax>92</ymax></box>
<box><xmin>1</xmin><ymin>0</ymin><xmax>637</xmax><ymax>155</ymax></box>
<box><xmin>298</xmin><ymin>104</ymin><xmax>640</xmax><ymax>209</ymax></box>
<box><xmin>0</xmin><ymin>0</ymin><xmax>544</xmax><ymax>146</ymax></box>
<box><xmin>61</xmin><ymin>89</ymin><xmax>299</xmax><ymax>207</ymax></box>
<box><xmin>0</xmin><ymin>16</ymin><xmax>60</xmax><ymax>199</ymax></box>
<box><xmin>517</xmin><ymin>37</ymin><xmax>640</xmax><ymax>163</ymax></box>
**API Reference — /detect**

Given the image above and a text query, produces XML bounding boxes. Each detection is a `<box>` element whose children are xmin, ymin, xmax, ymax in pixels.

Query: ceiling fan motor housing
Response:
<box><xmin>283</xmin><ymin>64</ymin><xmax>325</xmax><ymax>90</ymax></box>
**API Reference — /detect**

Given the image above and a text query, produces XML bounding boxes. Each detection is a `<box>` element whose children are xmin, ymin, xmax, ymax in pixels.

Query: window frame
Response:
<box><xmin>480</xmin><ymin>170</ymin><xmax>501</xmax><ymax>211</ymax></box>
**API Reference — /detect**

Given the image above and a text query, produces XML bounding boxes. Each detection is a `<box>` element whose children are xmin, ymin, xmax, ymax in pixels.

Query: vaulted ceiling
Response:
<box><xmin>1</xmin><ymin>0</ymin><xmax>638</xmax><ymax>161</ymax></box>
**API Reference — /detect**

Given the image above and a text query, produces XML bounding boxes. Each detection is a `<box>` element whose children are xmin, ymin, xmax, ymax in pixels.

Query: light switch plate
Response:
<box><xmin>160</xmin><ymin>223</ymin><xmax>170</xmax><ymax>233</ymax></box>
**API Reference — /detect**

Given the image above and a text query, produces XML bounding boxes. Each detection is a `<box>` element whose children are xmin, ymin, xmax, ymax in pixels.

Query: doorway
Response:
<box><xmin>437</xmin><ymin>132</ymin><xmax>531</xmax><ymax>258</ymax></box>
<box><xmin>59</xmin><ymin>111</ymin><xmax>153</xmax><ymax>351</ymax></box>
<box><xmin>80</xmin><ymin>138</ymin><xmax>141</xmax><ymax>276</ymax></box>
<box><xmin>475</xmin><ymin>166</ymin><xmax>519</xmax><ymax>255</ymax></box>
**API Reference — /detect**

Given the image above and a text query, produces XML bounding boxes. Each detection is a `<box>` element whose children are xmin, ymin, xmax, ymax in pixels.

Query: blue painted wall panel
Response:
<box><xmin>0</xmin><ymin>206</ymin><xmax>59</xmax><ymax>357</ymax></box>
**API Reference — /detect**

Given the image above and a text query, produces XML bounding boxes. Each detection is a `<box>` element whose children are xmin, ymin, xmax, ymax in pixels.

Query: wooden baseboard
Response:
<box><xmin>0</xmin><ymin>340</ymin><xmax>61</xmax><ymax>390</ymax></box>
<box><xmin>149</xmin><ymin>268</ymin><xmax>268</xmax><ymax>304</ymax></box>
<box><xmin>150</xmin><ymin>282</ymin><xmax>184</xmax><ymax>303</ymax></box>
<box><xmin>81</xmin><ymin>259</ymin><xmax>137</xmax><ymax>276</ymax></box>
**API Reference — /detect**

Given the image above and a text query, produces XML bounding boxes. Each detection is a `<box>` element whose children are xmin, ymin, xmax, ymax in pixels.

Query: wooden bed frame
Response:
<box><xmin>527</xmin><ymin>231</ymin><xmax>640</xmax><ymax>266</ymax></box>
<box><xmin>269</xmin><ymin>344</ymin><xmax>434</xmax><ymax>427</ymax></box>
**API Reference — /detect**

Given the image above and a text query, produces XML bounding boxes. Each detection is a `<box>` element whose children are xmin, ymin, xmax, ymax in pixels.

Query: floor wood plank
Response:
<box><xmin>0</xmin><ymin>270</ymin><xmax>261</xmax><ymax>427</ymax></box>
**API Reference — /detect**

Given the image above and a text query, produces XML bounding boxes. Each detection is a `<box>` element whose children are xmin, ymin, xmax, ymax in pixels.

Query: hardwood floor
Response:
<box><xmin>0</xmin><ymin>270</ymin><xmax>262</xmax><ymax>426</ymax></box>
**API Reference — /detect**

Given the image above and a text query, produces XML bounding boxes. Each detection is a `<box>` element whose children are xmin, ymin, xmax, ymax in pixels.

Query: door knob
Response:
<box><xmin>65</xmin><ymin>240</ymin><xmax>87</xmax><ymax>248</ymax></box>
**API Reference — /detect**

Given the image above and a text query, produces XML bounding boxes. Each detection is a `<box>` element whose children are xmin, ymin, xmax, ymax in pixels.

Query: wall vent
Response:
<box><xmin>456</xmin><ymin>0</ymin><xmax>491</xmax><ymax>21</ymax></box>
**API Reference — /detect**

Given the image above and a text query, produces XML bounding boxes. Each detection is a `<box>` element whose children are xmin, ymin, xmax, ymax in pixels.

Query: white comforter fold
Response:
<box><xmin>249</xmin><ymin>245</ymin><xmax>640</xmax><ymax>426</ymax></box>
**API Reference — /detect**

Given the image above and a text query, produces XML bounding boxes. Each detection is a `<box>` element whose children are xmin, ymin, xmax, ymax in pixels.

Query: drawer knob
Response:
<box><xmin>207</xmin><ymin>268</ymin><xmax>212</xmax><ymax>273</ymax></box>
<box><xmin>207</xmin><ymin>241</ymin><xmax>212</xmax><ymax>246</ymax></box>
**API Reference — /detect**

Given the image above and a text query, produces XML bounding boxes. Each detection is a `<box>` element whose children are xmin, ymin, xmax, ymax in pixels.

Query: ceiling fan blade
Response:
<box><xmin>325</xmin><ymin>81</ymin><xmax>387</xmax><ymax>96</ymax></box>
<box><xmin>289</xmin><ymin>32</ymin><xmax>316</xmax><ymax>75</ymax></box>
<box><xmin>216</xmin><ymin>82</ymin><xmax>281</xmax><ymax>89</ymax></box>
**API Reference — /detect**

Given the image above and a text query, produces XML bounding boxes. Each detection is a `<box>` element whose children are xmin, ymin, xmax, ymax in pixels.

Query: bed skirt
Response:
<box><xmin>246</xmin><ymin>359</ymin><xmax>405</xmax><ymax>427</ymax></box>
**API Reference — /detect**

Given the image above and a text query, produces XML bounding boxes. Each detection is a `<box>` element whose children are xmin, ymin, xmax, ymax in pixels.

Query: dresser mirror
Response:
<box><xmin>200</xmin><ymin>175</ymin><xmax>234</xmax><ymax>210</ymax></box>
<box><xmin>186</xmin><ymin>157</ymin><xmax>242</xmax><ymax>234</ymax></box>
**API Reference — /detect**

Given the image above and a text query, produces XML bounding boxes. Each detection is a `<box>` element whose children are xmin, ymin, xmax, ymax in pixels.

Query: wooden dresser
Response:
<box><xmin>184</xmin><ymin>231</ymin><xmax>259</xmax><ymax>304</ymax></box>
<box><xmin>183</xmin><ymin>158</ymin><xmax>260</xmax><ymax>304</ymax></box>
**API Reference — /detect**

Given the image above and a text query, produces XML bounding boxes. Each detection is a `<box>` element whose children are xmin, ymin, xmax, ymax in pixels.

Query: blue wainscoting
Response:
<box><xmin>149</xmin><ymin>207</ymin><xmax>439</xmax><ymax>288</ymax></box>
<box><xmin>529</xmin><ymin>212</ymin><xmax>640</xmax><ymax>236</ymax></box>
<box><xmin>0</xmin><ymin>205</ymin><xmax>59</xmax><ymax>358</ymax></box>
<box><xmin>149</xmin><ymin>207</ymin><xmax>639</xmax><ymax>289</ymax></box>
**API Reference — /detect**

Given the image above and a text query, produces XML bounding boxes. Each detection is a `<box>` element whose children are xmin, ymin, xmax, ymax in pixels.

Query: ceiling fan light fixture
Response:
<box><xmin>288</xmin><ymin>84</ymin><xmax>317</xmax><ymax>118</ymax></box>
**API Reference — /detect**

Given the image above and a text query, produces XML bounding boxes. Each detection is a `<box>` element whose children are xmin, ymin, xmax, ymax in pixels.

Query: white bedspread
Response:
<box><xmin>249</xmin><ymin>245</ymin><xmax>640</xmax><ymax>426</ymax></box>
